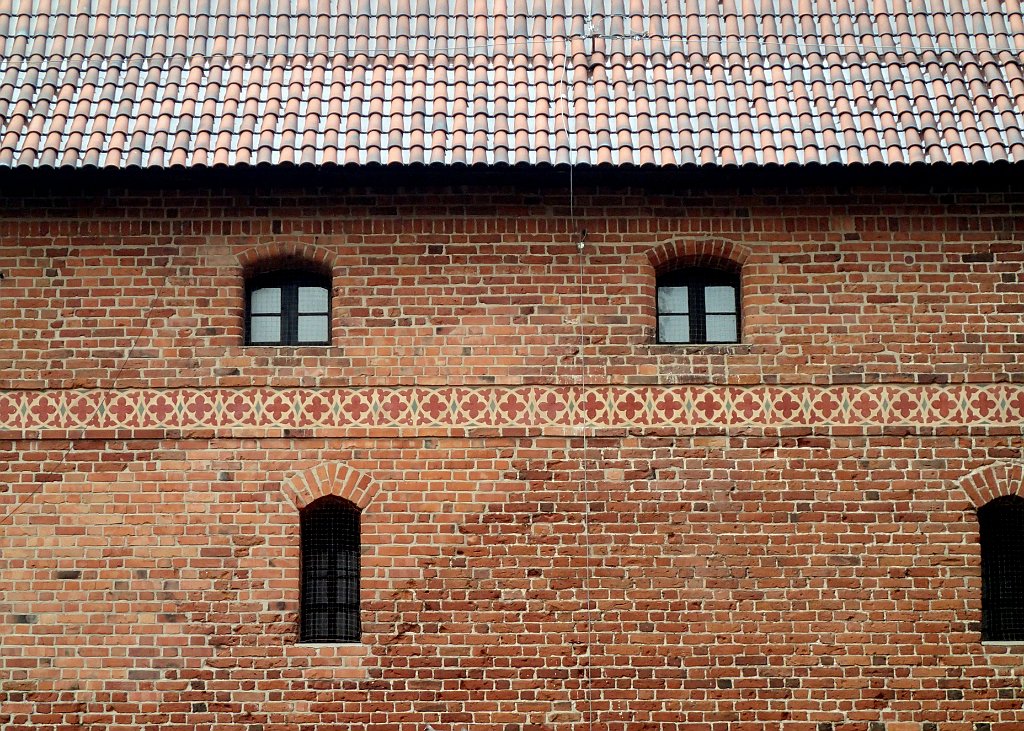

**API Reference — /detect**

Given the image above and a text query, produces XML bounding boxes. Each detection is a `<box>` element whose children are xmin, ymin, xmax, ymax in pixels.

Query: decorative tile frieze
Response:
<box><xmin>1</xmin><ymin>384</ymin><xmax>1022</xmax><ymax>434</ymax></box>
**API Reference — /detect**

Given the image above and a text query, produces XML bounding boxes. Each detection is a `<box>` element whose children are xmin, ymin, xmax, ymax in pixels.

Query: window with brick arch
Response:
<box><xmin>300</xmin><ymin>496</ymin><xmax>361</xmax><ymax>643</ymax></box>
<box><xmin>656</xmin><ymin>266</ymin><xmax>740</xmax><ymax>344</ymax></box>
<box><xmin>246</xmin><ymin>270</ymin><xmax>330</xmax><ymax>345</ymax></box>
<box><xmin>979</xmin><ymin>495</ymin><xmax>1024</xmax><ymax>641</ymax></box>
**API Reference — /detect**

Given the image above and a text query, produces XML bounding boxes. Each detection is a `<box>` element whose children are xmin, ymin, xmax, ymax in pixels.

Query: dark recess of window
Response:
<box><xmin>300</xmin><ymin>496</ymin><xmax>361</xmax><ymax>643</ymax></box>
<box><xmin>656</xmin><ymin>267</ymin><xmax>740</xmax><ymax>344</ymax></box>
<box><xmin>979</xmin><ymin>494</ymin><xmax>1024</xmax><ymax>641</ymax></box>
<box><xmin>245</xmin><ymin>270</ymin><xmax>330</xmax><ymax>346</ymax></box>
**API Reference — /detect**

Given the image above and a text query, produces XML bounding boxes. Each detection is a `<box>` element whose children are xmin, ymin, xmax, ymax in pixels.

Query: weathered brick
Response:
<box><xmin>0</xmin><ymin>178</ymin><xmax>1022</xmax><ymax>730</ymax></box>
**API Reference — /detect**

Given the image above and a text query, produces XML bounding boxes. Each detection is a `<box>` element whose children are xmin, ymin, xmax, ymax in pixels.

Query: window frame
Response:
<box><xmin>979</xmin><ymin>495</ymin><xmax>1024</xmax><ymax>642</ymax></box>
<box><xmin>299</xmin><ymin>496</ymin><xmax>361</xmax><ymax>644</ymax></box>
<box><xmin>655</xmin><ymin>267</ymin><xmax>741</xmax><ymax>345</ymax></box>
<box><xmin>245</xmin><ymin>270</ymin><xmax>331</xmax><ymax>346</ymax></box>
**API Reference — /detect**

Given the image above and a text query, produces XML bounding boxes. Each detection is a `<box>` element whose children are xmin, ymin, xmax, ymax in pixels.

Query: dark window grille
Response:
<box><xmin>300</xmin><ymin>496</ymin><xmax>361</xmax><ymax>643</ymax></box>
<box><xmin>656</xmin><ymin>267</ymin><xmax>740</xmax><ymax>344</ymax></box>
<box><xmin>245</xmin><ymin>270</ymin><xmax>330</xmax><ymax>345</ymax></box>
<box><xmin>979</xmin><ymin>495</ymin><xmax>1024</xmax><ymax>641</ymax></box>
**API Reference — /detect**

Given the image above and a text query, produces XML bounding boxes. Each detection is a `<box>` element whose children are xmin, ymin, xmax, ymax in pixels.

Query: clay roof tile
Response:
<box><xmin>0</xmin><ymin>1</ymin><xmax>1020</xmax><ymax>170</ymax></box>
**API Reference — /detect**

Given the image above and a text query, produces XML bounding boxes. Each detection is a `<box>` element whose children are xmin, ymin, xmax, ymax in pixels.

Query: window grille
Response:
<box><xmin>656</xmin><ymin>267</ymin><xmax>741</xmax><ymax>344</ymax></box>
<box><xmin>979</xmin><ymin>495</ymin><xmax>1024</xmax><ymax>641</ymax></box>
<box><xmin>300</xmin><ymin>496</ymin><xmax>361</xmax><ymax>643</ymax></box>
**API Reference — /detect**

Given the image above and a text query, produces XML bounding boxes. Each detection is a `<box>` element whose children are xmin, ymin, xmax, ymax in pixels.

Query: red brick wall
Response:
<box><xmin>1</xmin><ymin>183</ymin><xmax>1021</xmax><ymax>388</ymax></box>
<box><xmin>1</xmin><ymin>178</ymin><xmax>1023</xmax><ymax>731</ymax></box>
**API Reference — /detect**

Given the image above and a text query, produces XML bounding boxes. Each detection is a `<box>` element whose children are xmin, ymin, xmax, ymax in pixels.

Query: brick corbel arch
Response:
<box><xmin>645</xmin><ymin>237</ymin><xmax>752</xmax><ymax>274</ymax></box>
<box><xmin>236</xmin><ymin>240</ymin><xmax>339</xmax><ymax>276</ymax></box>
<box><xmin>282</xmin><ymin>463</ymin><xmax>381</xmax><ymax>511</ymax></box>
<box><xmin>958</xmin><ymin>461</ymin><xmax>1024</xmax><ymax>509</ymax></box>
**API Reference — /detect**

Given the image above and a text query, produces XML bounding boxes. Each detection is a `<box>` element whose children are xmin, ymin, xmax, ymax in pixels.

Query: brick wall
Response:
<box><xmin>1</xmin><ymin>174</ymin><xmax>1022</xmax><ymax>730</ymax></box>
<box><xmin>2</xmin><ymin>180</ymin><xmax>1021</xmax><ymax>388</ymax></box>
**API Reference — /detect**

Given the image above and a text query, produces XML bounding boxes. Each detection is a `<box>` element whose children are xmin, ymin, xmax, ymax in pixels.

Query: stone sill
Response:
<box><xmin>289</xmin><ymin>642</ymin><xmax>367</xmax><ymax>653</ymax></box>
<box><xmin>645</xmin><ymin>343</ymin><xmax>754</xmax><ymax>355</ymax></box>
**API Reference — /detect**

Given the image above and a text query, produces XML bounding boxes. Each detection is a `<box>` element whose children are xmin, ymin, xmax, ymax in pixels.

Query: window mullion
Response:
<box><xmin>284</xmin><ymin>281</ymin><xmax>299</xmax><ymax>345</ymax></box>
<box><xmin>689</xmin><ymin>280</ymin><xmax>705</xmax><ymax>344</ymax></box>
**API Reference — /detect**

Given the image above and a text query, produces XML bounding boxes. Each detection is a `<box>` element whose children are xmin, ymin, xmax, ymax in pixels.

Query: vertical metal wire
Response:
<box><xmin>558</xmin><ymin>20</ymin><xmax>596</xmax><ymax>729</ymax></box>
<box><xmin>576</xmin><ymin>231</ymin><xmax>596</xmax><ymax>731</ymax></box>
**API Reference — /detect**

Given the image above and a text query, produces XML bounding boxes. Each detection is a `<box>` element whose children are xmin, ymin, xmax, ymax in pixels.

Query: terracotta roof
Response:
<box><xmin>1</xmin><ymin>1</ymin><xmax>1023</xmax><ymax>170</ymax></box>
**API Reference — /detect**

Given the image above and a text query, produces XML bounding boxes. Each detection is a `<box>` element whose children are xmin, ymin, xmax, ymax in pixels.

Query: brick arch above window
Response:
<box><xmin>237</xmin><ymin>242</ymin><xmax>338</xmax><ymax>346</ymax></box>
<box><xmin>282</xmin><ymin>463</ymin><xmax>381</xmax><ymax>512</ymax></box>
<box><xmin>647</xmin><ymin>238</ymin><xmax>750</xmax><ymax>345</ymax></box>
<box><xmin>958</xmin><ymin>461</ymin><xmax>1024</xmax><ymax>509</ymax></box>
<box><xmin>644</xmin><ymin>237</ymin><xmax>752</xmax><ymax>275</ymax></box>
<box><xmin>236</xmin><ymin>241</ymin><xmax>339</xmax><ymax>278</ymax></box>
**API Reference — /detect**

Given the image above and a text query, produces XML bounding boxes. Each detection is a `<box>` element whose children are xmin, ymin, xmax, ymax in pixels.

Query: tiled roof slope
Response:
<box><xmin>1</xmin><ymin>1</ymin><xmax>1023</xmax><ymax>170</ymax></box>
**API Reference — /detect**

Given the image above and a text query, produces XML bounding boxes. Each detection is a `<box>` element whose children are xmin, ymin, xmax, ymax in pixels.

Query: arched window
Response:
<box><xmin>246</xmin><ymin>270</ymin><xmax>330</xmax><ymax>345</ymax></box>
<box><xmin>979</xmin><ymin>495</ymin><xmax>1024</xmax><ymax>641</ymax></box>
<box><xmin>656</xmin><ymin>266</ymin><xmax>740</xmax><ymax>344</ymax></box>
<box><xmin>300</xmin><ymin>496</ymin><xmax>361</xmax><ymax>643</ymax></box>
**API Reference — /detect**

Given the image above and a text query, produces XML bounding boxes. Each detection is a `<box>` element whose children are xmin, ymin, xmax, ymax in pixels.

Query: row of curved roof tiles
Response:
<box><xmin>1</xmin><ymin>0</ymin><xmax>1022</xmax><ymax>169</ymax></box>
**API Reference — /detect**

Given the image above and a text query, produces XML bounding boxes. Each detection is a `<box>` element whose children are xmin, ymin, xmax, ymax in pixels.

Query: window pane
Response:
<box><xmin>307</xmin><ymin>610</ymin><xmax>329</xmax><ymax>638</ymax></box>
<box><xmin>338</xmin><ymin>609</ymin><xmax>359</xmax><ymax>641</ymax></box>
<box><xmin>251</xmin><ymin>287</ymin><xmax>281</xmax><ymax>314</ymax></box>
<box><xmin>249</xmin><ymin>315</ymin><xmax>281</xmax><ymax>343</ymax></box>
<box><xmin>659</xmin><ymin>315</ymin><xmax>690</xmax><ymax>343</ymax></box>
<box><xmin>657</xmin><ymin>286</ymin><xmax>688</xmax><ymax>314</ymax></box>
<box><xmin>337</xmin><ymin>579</ymin><xmax>359</xmax><ymax>604</ymax></box>
<box><xmin>299</xmin><ymin>286</ymin><xmax>329</xmax><ymax>313</ymax></box>
<box><xmin>705</xmin><ymin>285</ymin><xmax>737</xmax><ymax>313</ymax></box>
<box><xmin>340</xmin><ymin>552</ymin><xmax>358</xmax><ymax>572</ymax></box>
<box><xmin>705</xmin><ymin>314</ymin><xmax>738</xmax><ymax>342</ymax></box>
<box><xmin>297</xmin><ymin>314</ymin><xmax>329</xmax><ymax>343</ymax></box>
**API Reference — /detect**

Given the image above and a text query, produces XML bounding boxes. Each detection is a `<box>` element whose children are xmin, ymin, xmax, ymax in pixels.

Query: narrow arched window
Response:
<box><xmin>246</xmin><ymin>270</ymin><xmax>330</xmax><ymax>345</ymax></box>
<box><xmin>979</xmin><ymin>495</ymin><xmax>1024</xmax><ymax>641</ymax></box>
<box><xmin>300</xmin><ymin>496</ymin><xmax>361</xmax><ymax>643</ymax></box>
<box><xmin>656</xmin><ymin>267</ymin><xmax>740</xmax><ymax>344</ymax></box>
